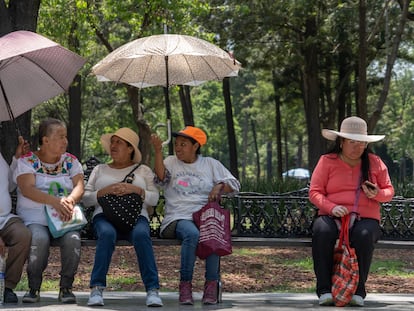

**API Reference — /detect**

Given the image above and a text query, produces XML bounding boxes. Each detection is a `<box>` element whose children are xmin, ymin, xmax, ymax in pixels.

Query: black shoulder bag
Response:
<box><xmin>97</xmin><ymin>164</ymin><xmax>142</xmax><ymax>234</ymax></box>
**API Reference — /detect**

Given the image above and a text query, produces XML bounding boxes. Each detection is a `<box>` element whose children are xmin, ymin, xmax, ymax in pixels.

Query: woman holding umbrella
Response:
<box><xmin>151</xmin><ymin>126</ymin><xmax>240</xmax><ymax>305</ymax></box>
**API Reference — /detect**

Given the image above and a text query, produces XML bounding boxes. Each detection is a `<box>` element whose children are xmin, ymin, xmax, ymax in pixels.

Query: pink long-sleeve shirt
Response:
<box><xmin>309</xmin><ymin>153</ymin><xmax>394</xmax><ymax>221</ymax></box>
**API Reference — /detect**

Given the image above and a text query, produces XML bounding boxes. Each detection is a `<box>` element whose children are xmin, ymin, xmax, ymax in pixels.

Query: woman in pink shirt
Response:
<box><xmin>309</xmin><ymin>116</ymin><xmax>394</xmax><ymax>307</ymax></box>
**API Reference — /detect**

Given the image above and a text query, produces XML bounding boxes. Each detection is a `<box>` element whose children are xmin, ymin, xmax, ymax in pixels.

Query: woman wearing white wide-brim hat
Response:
<box><xmin>309</xmin><ymin>116</ymin><xmax>395</xmax><ymax>307</ymax></box>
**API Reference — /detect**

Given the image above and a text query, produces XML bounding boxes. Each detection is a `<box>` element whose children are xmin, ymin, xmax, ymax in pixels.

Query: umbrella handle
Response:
<box><xmin>161</xmin><ymin>119</ymin><xmax>171</xmax><ymax>147</ymax></box>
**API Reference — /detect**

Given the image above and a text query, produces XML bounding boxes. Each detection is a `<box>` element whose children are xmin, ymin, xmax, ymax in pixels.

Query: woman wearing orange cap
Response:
<box><xmin>151</xmin><ymin>126</ymin><xmax>240</xmax><ymax>305</ymax></box>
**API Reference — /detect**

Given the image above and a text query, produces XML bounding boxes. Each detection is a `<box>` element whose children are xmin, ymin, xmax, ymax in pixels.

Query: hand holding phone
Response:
<box><xmin>364</xmin><ymin>181</ymin><xmax>376</xmax><ymax>191</ymax></box>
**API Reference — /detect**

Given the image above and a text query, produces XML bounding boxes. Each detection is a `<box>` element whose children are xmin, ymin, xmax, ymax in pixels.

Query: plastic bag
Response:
<box><xmin>45</xmin><ymin>181</ymin><xmax>87</xmax><ymax>238</ymax></box>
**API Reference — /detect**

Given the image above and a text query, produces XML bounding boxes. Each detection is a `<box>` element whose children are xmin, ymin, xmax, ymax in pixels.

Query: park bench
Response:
<box><xmin>79</xmin><ymin>156</ymin><xmax>414</xmax><ymax>250</ymax></box>
<box><xmin>10</xmin><ymin>156</ymin><xmax>414</xmax><ymax>302</ymax></box>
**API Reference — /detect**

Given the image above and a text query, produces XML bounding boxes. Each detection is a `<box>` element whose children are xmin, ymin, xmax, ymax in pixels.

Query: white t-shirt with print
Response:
<box><xmin>158</xmin><ymin>155</ymin><xmax>240</xmax><ymax>233</ymax></box>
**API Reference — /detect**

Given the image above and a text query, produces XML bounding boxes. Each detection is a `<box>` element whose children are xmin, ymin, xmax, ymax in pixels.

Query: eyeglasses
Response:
<box><xmin>345</xmin><ymin>139</ymin><xmax>367</xmax><ymax>146</ymax></box>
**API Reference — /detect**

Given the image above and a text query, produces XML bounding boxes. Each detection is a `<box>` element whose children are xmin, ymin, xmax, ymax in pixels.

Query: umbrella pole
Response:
<box><xmin>164</xmin><ymin>55</ymin><xmax>173</xmax><ymax>155</ymax></box>
<box><xmin>0</xmin><ymin>80</ymin><xmax>21</xmax><ymax>136</ymax></box>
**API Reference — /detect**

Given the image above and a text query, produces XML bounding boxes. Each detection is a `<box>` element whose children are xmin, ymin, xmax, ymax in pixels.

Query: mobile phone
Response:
<box><xmin>364</xmin><ymin>181</ymin><xmax>376</xmax><ymax>190</ymax></box>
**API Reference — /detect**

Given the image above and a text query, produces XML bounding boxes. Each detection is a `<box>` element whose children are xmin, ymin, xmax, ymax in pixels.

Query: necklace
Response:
<box><xmin>41</xmin><ymin>161</ymin><xmax>63</xmax><ymax>175</ymax></box>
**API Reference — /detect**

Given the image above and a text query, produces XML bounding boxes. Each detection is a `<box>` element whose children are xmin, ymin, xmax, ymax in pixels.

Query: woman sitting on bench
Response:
<box><xmin>151</xmin><ymin>126</ymin><xmax>240</xmax><ymax>305</ymax></box>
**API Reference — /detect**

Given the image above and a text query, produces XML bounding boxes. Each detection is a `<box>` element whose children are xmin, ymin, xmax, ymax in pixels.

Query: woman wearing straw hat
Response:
<box><xmin>309</xmin><ymin>116</ymin><xmax>394</xmax><ymax>307</ymax></box>
<box><xmin>83</xmin><ymin>127</ymin><xmax>163</xmax><ymax>307</ymax></box>
<box><xmin>151</xmin><ymin>126</ymin><xmax>240</xmax><ymax>305</ymax></box>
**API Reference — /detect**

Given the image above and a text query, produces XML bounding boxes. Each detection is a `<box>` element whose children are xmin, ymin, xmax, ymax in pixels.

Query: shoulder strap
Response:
<box><xmin>121</xmin><ymin>164</ymin><xmax>141</xmax><ymax>182</ymax></box>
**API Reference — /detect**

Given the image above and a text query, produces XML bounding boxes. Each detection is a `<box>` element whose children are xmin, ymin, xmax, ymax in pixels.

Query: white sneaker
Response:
<box><xmin>87</xmin><ymin>286</ymin><xmax>104</xmax><ymax>306</ymax></box>
<box><xmin>319</xmin><ymin>293</ymin><xmax>333</xmax><ymax>306</ymax></box>
<box><xmin>146</xmin><ymin>289</ymin><xmax>163</xmax><ymax>307</ymax></box>
<box><xmin>350</xmin><ymin>294</ymin><xmax>364</xmax><ymax>307</ymax></box>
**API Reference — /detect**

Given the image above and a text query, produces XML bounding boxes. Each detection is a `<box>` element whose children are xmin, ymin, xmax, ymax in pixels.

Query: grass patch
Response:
<box><xmin>371</xmin><ymin>260</ymin><xmax>414</xmax><ymax>277</ymax></box>
<box><xmin>15</xmin><ymin>275</ymin><xmax>60</xmax><ymax>291</ymax></box>
<box><xmin>284</xmin><ymin>257</ymin><xmax>314</xmax><ymax>271</ymax></box>
<box><xmin>106</xmin><ymin>276</ymin><xmax>136</xmax><ymax>290</ymax></box>
<box><xmin>232</xmin><ymin>248</ymin><xmax>258</xmax><ymax>256</ymax></box>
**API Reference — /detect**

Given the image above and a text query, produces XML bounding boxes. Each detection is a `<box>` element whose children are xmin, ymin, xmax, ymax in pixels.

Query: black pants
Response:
<box><xmin>312</xmin><ymin>215</ymin><xmax>381</xmax><ymax>298</ymax></box>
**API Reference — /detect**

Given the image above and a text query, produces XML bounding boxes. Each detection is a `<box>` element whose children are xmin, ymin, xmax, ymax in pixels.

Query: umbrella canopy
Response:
<box><xmin>282</xmin><ymin>168</ymin><xmax>311</xmax><ymax>180</ymax></box>
<box><xmin>0</xmin><ymin>30</ymin><xmax>86</xmax><ymax>124</ymax></box>
<box><xmin>91</xmin><ymin>34</ymin><xmax>241</xmax><ymax>151</ymax></box>
<box><xmin>91</xmin><ymin>34</ymin><xmax>241</xmax><ymax>88</ymax></box>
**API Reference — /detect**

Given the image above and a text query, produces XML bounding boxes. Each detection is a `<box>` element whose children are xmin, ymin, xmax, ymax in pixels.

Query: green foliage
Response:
<box><xmin>240</xmin><ymin>177</ymin><xmax>308</xmax><ymax>194</ymax></box>
<box><xmin>32</xmin><ymin>0</ymin><xmax>414</xmax><ymax>184</ymax></box>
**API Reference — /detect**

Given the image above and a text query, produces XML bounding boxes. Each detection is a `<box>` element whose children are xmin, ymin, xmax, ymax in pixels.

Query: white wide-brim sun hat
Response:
<box><xmin>322</xmin><ymin>116</ymin><xmax>385</xmax><ymax>143</ymax></box>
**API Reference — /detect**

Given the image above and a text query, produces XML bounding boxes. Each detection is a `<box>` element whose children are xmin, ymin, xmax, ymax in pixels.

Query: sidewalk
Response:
<box><xmin>0</xmin><ymin>291</ymin><xmax>413</xmax><ymax>310</ymax></box>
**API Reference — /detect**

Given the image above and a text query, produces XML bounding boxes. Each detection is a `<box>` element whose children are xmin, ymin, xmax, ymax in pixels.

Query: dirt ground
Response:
<box><xmin>41</xmin><ymin>245</ymin><xmax>414</xmax><ymax>293</ymax></box>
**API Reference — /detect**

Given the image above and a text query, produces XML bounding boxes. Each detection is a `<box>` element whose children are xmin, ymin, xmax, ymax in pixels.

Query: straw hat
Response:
<box><xmin>100</xmin><ymin>128</ymin><xmax>142</xmax><ymax>163</ymax></box>
<box><xmin>173</xmin><ymin>126</ymin><xmax>207</xmax><ymax>146</ymax></box>
<box><xmin>322</xmin><ymin>116</ymin><xmax>385</xmax><ymax>143</ymax></box>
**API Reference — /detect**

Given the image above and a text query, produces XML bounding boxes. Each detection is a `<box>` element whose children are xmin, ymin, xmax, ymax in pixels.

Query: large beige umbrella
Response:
<box><xmin>91</xmin><ymin>34</ymin><xmax>241</xmax><ymax>150</ymax></box>
<box><xmin>0</xmin><ymin>30</ymin><xmax>86</xmax><ymax>132</ymax></box>
<box><xmin>92</xmin><ymin>34</ymin><xmax>240</xmax><ymax>88</ymax></box>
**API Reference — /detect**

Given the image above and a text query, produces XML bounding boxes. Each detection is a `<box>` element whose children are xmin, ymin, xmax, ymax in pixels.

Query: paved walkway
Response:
<box><xmin>0</xmin><ymin>292</ymin><xmax>413</xmax><ymax>310</ymax></box>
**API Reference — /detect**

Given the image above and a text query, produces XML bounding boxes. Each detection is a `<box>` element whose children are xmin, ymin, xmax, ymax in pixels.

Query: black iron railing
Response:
<box><xmin>71</xmin><ymin>157</ymin><xmax>414</xmax><ymax>241</ymax></box>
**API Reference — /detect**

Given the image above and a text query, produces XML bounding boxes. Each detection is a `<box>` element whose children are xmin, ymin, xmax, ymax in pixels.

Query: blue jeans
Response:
<box><xmin>27</xmin><ymin>224</ymin><xmax>81</xmax><ymax>290</ymax></box>
<box><xmin>90</xmin><ymin>214</ymin><xmax>160</xmax><ymax>291</ymax></box>
<box><xmin>175</xmin><ymin>219</ymin><xmax>219</xmax><ymax>281</ymax></box>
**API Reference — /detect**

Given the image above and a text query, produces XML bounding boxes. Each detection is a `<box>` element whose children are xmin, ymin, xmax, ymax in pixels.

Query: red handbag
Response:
<box><xmin>331</xmin><ymin>214</ymin><xmax>359</xmax><ymax>306</ymax></box>
<box><xmin>192</xmin><ymin>199</ymin><xmax>232</xmax><ymax>259</ymax></box>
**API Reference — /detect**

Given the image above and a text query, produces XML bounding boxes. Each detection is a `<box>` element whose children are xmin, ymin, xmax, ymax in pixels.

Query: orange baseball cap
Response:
<box><xmin>173</xmin><ymin>126</ymin><xmax>207</xmax><ymax>146</ymax></box>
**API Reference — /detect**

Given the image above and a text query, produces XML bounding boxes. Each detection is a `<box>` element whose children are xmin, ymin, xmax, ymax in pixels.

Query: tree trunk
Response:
<box><xmin>179</xmin><ymin>85</ymin><xmax>194</xmax><ymax>126</ymax></box>
<box><xmin>223</xmin><ymin>78</ymin><xmax>239</xmax><ymax>179</ymax></box>
<box><xmin>272</xmin><ymin>71</ymin><xmax>283</xmax><ymax>179</ymax></box>
<box><xmin>251</xmin><ymin>119</ymin><xmax>260</xmax><ymax>182</ymax></box>
<box><xmin>127</xmin><ymin>86</ymin><xmax>152</xmax><ymax>165</ymax></box>
<box><xmin>241</xmin><ymin>111</ymin><xmax>249</xmax><ymax>182</ymax></box>
<box><xmin>302</xmin><ymin>16</ymin><xmax>324</xmax><ymax>170</ymax></box>
<box><xmin>369</xmin><ymin>0</ymin><xmax>408</xmax><ymax>132</ymax></box>
<box><xmin>358</xmin><ymin>0</ymin><xmax>368</xmax><ymax>120</ymax></box>
<box><xmin>0</xmin><ymin>0</ymin><xmax>40</xmax><ymax>163</ymax></box>
<box><xmin>68</xmin><ymin>75</ymin><xmax>82</xmax><ymax>159</ymax></box>
<box><xmin>266</xmin><ymin>141</ymin><xmax>272</xmax><ymax>182</ymax></box>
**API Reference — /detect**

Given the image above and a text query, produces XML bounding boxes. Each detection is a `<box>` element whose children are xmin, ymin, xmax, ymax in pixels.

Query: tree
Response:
<box><xmin>0</xmin><ymin>0</ymin><xmax>40</xmax><ymax>163</ymax></box>
<box><xmin>201</xmin><ymin>0</ymin><xmax>414</xmax><ymax>173</ymax></box>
